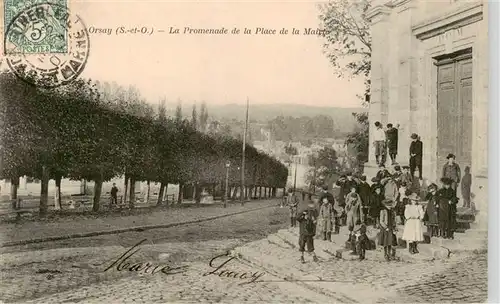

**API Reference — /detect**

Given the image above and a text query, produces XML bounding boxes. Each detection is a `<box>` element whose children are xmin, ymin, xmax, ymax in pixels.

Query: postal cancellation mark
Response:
<box><xmin>4</xmin><ymin>0</ymin><xmax>68</xmax><ymax>54</ymax></box>
<box><xmin>4</xmin><ymin>2</ymin><xmax>90</xmax><ymax>88</ymax></box>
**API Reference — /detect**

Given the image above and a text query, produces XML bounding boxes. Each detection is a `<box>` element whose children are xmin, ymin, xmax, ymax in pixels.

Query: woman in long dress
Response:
<box><xmin>402</xmin><ymin>193</ymin><xmax>425</xmax><ymax>254</ymax></box>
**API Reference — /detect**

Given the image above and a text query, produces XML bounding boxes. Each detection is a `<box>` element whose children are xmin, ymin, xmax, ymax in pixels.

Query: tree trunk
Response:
<box><xmin>146</xmin><ymin>180</ymin><xmax>151</xmax><ymax>205</ymax></box>
<box><xmin>194</xmin><ymin>184</ymin><xmax>201</xmax><ymax>204</ymax></box>
<box><xmin>123</xmin><ymin>174</ymin><xmax>129</xmax><ymax>205</ymax></box>
<box><xmin>259</xmin><ymin>186</ymin><xmax>262</xmax><ymax>199</ymax></box>
<box><xmin>129</xmin><ymin>177</ymin><xmax>136</xmax><ymax>208</ymax></box>
<box><xmin>163</xmin><ymin>183</ymin><xmax>169</xmax><ymax>205</ymax></box>
<box><xmin>192</xmin><ymin>183</ymin><xmax>197</xmax><ymax>203</ymax></box>
<box><xmin>39</xmin><ymin>166</ymin><xmax>49</xmax><ymax>216</ymax></box>
<box><xmin>93</xmin><ymin>178</ymin><xmax>103</xmax><ymax>212</ymax></box>
<box><xmin>10</xmin><ymin>176</ymin><xmax>19</xmax><ymax>200</ymax></box>
<box><xmin>177</xmin><ymin>183</ymin><xmax>184</xmax><ymax>204</ymax></box>
<box><xmin>157</xmin><ymin>182</ymin><xmax>165</xmax><ymax>206</ymax></box>
<box><xmin>80</xmin><ymin>179</ymin><xmax>87</xmax><ymax>195</ymax></box>
<box><xmin>54</xmin><ymin>175</ymin><xmax>62</xmax><ymax>210</ymax></box>
<box><xmin>231</xmin><ymin>186</ymin><xmax>237</xmax><ymax>200</ymax></box>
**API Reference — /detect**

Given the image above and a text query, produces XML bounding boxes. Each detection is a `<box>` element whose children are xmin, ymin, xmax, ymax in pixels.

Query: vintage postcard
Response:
<box><xmin>0</xmin><ymin>0</ymin><xmax>490</xmax><ymax>303</ymax></box>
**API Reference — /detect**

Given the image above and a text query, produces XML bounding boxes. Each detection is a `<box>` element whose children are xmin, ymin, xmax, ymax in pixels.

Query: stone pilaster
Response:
<box><xmin>366</xmin><ymin>4</ymin><xmax>391</xmax><ymax>165</ymax></box>
<box><xmin>390</xmin><ymin>1</ymin><xmax>418</xmax><ymax>166</ymax></box>
<box><xmin>471</xmin><ymin>1</ymin><xmax>488</xmax><ymax>229</ymax></box>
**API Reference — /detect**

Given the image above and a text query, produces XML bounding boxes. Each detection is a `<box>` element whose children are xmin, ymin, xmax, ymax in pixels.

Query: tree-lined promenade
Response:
<box><xmin>0</xmin><ymin>73</ymin><xmax>288</xmax><ymax>215</ymax></box>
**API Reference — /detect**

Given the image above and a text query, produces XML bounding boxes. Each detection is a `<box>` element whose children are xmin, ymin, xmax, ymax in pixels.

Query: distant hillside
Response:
<box><xmin>207</xmin><ymin>103</ymin><xmax>363</xmax><ymax>123</ymax></box>
<box><xmin>164</xmin><ymin>103</ymin><xmax>365</xmax><ymax>139</ymax></box>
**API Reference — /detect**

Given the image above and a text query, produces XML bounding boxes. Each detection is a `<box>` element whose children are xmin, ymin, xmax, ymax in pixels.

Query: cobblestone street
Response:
<box><xmin>0</xmin><ymin>200</ymin><xmax>488</xmax><ymax>303</ymax></box>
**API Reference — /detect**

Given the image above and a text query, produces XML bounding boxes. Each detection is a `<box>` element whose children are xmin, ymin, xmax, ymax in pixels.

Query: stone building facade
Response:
<box><xmin>365</xmin><ymin>0</ymin><xmax>488</xmax><ymax>228</ymax></box>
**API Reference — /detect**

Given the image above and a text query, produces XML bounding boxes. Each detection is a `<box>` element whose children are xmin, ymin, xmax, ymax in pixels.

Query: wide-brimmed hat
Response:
<box><xmin>446</xmin><ymin>153</ymin><xmax>456</xmax><ymax>159</ymax></box>
<box><xmin>427</xmin><ymin>183</ymin><xmax>438</xmax><ymax>191</ymax></box>
<box><xmin>382</xmin><ymin>199</ymin><xmax>396</xmax><ymax>208</ymax></box>
<box><xmin>402</xmin><ymin>165</ymin><xmax>410</xmax><ymax>170</ymax></box>
<box><xmin>371</xmin><ymin>177</ymin><xmax>380</xmax><ymax>183</ymax></box>
<box><xmin>408</xmin><ymin>193</ymin><xmax>420</xmax><ymax>201</ymax></box>
<box><xmin>440</xmin><ymin>177</ymin><xmax>453</xmax><ymax>185</ymax></box>
<box><xmin>410</xmin><ymin>133</ymin><xmax>418</xmax><ymax>139</ymax></box>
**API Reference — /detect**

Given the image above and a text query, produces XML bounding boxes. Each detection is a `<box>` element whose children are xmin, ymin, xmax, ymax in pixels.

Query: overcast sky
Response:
<box><xmin>73</xmin><ymin>1</ymin><xmax>364</xmax><ymax>108</ymax></box>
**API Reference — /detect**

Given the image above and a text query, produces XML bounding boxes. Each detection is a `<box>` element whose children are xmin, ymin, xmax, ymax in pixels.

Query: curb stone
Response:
<box><xmin>0</xmin><ymin>203</ymin><xmax>277</xmax><ymax>248</ymax></box>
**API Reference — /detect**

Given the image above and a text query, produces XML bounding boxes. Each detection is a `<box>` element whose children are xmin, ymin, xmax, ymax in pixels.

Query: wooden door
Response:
<box><xmin>436</xmin><ymin>49</ymin><xmax>473</xmax><ymax>178</ymax></box>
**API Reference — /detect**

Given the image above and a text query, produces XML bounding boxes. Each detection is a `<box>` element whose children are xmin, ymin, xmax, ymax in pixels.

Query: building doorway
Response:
<box><xmin>435</xmin><ymin>48</ymin><xmax>473</xmax><ymax>178</ymax></box>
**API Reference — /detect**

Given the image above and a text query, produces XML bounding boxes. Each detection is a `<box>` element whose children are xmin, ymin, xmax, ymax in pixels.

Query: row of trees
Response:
<box><xmin>0</xmin><ymin>72</ymin><xmax>288</xmax><ymax>214</ymax></box>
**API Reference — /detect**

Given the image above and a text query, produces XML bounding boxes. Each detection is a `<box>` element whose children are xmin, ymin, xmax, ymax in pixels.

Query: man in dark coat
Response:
<box><xmin>335</xmin><ymin>175</ymin><xmax>348</xmax><ymax>207</ymax></box>
<box><xmin>343</xmin><ymin>172</ymin><xmax>359</xmax><ymax>196</ymax></box>
<box><xmin>461</xmin><ymin>166</ymin><xmax>472</xmax><ymax>208</ymax></box>
<box><xmin>409</xmin><ymin>133</ymin><xmax>423</xmax><ymax>180</ymax></box>
<box><xmin>386</xmin><ymin>123</ymin><xmax>399</xmax><ymax>165</ymax></box>
<box><xmin>437</xmin><ymin>178</ymin><xmax>458</xmax><ymax>239</ymax></box>
<box><xmin>358</xmin><ymin>175</ymin><xmax>371</xmax><ymax>224</ymax></box>
<box><xmin>441</xmin><ymin>153</ymin><xmax>461</xmax><ymax>196</ymax></box>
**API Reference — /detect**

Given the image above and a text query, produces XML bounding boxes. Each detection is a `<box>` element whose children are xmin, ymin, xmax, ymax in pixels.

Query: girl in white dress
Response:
<box><xmin>402</xmin><ymin>193</ymin><xmax>425</xmax><ymax>254</ymax></box>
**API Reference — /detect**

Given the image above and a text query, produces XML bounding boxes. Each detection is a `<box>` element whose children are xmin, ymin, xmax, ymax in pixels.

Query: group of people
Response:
<box><xmin>373</xmin><ymin>122</ymin><xmax>425</xmax><ymax>181</ymax></box>
<box><xmin>286</xmin><ymin>153</ymin><xmax>470</xmax><ymax>263</ymax></box>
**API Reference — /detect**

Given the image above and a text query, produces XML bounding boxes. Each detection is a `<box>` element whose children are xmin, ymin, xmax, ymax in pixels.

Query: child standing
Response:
<box><xmin>345</xmin><ymin>189</ymin><xmax>362</xmax><ymax>253</ymax></box>
<box><xmin>402</xmin><ymin>193</ymin><xmax>425</xmax><ymax>254</ymax></box>
<box><xmin>318</xmin><ymin>197</ymin><xmax>335</xmax><ymax>241</ymax></box>
<box><xmin>297</xmin><ymin>200</ymin><xmax>319</xmax><ymax>263</ymax></box>
<box><xmin>288</xmin><ymin>191</ymin><xmax>299</xmax><ymax>227</ymax></box>
<box><xmin>370</xmin><ymin>185</ymin><xmax>384</xmax><ymax>228</ymax></box>
<box><xmin>424</xmin><ymin>183</ymin><xmax>439</xmax><ymax>237</ymax></box>
<box><xmin>355</xmin><ymin>224</ymin><xmax>369</xmax><ymax>260</ymax></box>
<box><xmin>396</xmin><ymin>182</ymin><xmax>408</xmax><ymax>224</ymax></box>
<box><xmin>379</xmin><ymin>199</ymin><xmax>398</xmax><ymax>261</ymax></box>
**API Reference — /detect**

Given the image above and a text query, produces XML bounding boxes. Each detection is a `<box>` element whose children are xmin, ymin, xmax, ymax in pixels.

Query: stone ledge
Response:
<box><xmin>412</xmin><ymin>1</ymin><xmax>483</xmax><ymax>40</ymax></box>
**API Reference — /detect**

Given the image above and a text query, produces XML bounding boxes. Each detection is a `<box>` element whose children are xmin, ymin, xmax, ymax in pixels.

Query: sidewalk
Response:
<box><xmin>0</xmin><ymin>199</ymin><xmax>280</xmax><ymax>247</ymax></box>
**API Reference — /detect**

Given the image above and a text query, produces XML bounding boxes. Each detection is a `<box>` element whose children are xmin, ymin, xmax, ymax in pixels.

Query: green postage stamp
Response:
<box><xmin>4</xmin><ymin>0</ymin><xmax>69</xmax><ymax>54</ymax></box>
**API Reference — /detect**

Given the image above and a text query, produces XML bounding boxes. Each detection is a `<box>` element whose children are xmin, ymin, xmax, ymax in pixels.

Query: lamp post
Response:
<box><xmin>310</xmin><ymin>154</ymin><xmax>317</xmax><ymax>194</ymax></box>
<box><xmin>293</xmin><ymin>156</ymin><xmax>298</xmax><ymax>193</ymax></box>
<box><xmin>224</xmin><ymin>161</ymin><xmax>230</xmax><ymax>208</ymax></box>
